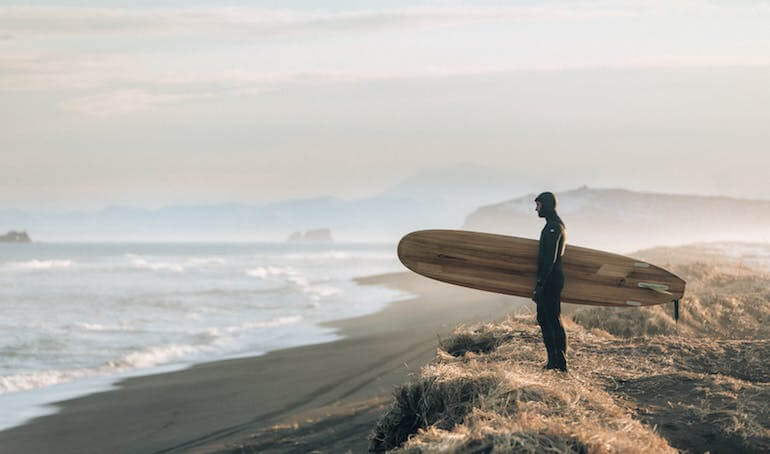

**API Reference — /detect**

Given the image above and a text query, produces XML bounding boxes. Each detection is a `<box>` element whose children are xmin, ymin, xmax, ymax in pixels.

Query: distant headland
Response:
<box><xmin>287</xmin><ymin>228</ymin><xmax>333</xmax><ymax>242</ymax></box>
<box><xmin>0</xmin><ymin>231</ymin><xmax>31</xmax><ymax>243</ymax></box>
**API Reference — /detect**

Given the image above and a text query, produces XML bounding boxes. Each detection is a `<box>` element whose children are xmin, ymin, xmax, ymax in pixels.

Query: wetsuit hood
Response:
<box><xmin>535</xmin><ymin>192</ymin><xmax>559</xmax><ymax>220</ymax></box>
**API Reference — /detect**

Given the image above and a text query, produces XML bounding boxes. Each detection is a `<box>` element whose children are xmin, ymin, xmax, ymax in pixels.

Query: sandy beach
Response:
<box><xmin>0</xmin><ymin>272</ymin><xmax>520</xmax><ymax>453</ymax></box>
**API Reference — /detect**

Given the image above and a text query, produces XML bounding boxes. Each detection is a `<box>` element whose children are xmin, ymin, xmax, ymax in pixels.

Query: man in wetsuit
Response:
<box><xmin>532</xmin><ymin>192</ymin><xmax>568</xmax><ymax>372</ymax></box>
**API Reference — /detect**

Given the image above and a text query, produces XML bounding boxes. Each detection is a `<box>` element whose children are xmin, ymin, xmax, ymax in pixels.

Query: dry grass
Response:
<box><xmin>371</xmin><ymin>317</ymin><xmax>679</xmax><ymax>453</ymax></box>
<box><xmin>371</xmin><ymin>244</ymin><xmax>770</xmax><ymax>453</ymax></box>
<box><xmin>369</xmin><ymin>365</ymin><xmax>500</xmax><ymax>452</ymax></box>
<box><xmin>570</xmin><ymin>246</ymin><xmax>770</xmax><ymax>340</ymax></box>
<box><xmin>439</xmin><ymin>324</ymin><xmax>515</xmax><ymax>357</ymax></box>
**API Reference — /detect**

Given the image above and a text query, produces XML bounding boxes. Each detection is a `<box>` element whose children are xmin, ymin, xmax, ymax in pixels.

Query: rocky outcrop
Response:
<box><xmin>287</xmin><ymin>228</ymin><xmax>333</xmax><ymax>242</ymax></box>
<box><xmin>0</xmin><ymin>231</ymin><xmax>31</xmax><ymax>243</ymax></box>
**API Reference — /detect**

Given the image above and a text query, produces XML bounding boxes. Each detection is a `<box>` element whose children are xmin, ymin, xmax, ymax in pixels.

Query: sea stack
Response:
<box><xmin>0</xmin><ymin>231</ymin><xmax>31</xmax><ymax>243</ymax></box>
<box><xmin>287</xmin><ymin>228</ymin><xmax>333</xmax><ymax>242</ymax></box>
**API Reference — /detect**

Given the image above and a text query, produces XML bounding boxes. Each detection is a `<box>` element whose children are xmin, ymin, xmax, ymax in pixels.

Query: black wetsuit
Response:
<box><xmin>534</xmin><ymin>193</ymin><xmax>567</xmax><ymax>371</ymax></box>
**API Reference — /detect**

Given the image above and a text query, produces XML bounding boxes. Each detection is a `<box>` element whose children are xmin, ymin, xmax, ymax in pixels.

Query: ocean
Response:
<box><xmin>0</xmin><ymin>241</ymin><xmax>407</xmax><ymax>430</ymax></box>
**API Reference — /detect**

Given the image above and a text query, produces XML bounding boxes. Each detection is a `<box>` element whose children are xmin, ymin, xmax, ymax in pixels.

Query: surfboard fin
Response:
<box><xmin>638</xmin><ymin>282</ymin><xmax>672</xmax><ymax>296</ymax></box>
<box><xmin>674</xmin><ymin>299</ymin><xmax>680</xmax><ymax>322</ymax></box>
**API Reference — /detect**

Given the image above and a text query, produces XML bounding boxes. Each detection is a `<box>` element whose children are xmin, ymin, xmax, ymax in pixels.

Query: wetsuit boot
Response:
<box><xmin>543</xmin><ymin>341</ymin><xmax>557</xmax><ymax>370</ymax></box>
<box><xmin>554</xmin><ymin>347</ymin><xmax>568</xmax><ymax>372</ymax></box>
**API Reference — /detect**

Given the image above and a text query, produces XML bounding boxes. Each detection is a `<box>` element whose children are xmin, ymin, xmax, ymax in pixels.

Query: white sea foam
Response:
<box><xmin>245</xmin><ymin>265</ymin><xmax>324</xmax><ymax>294</ymax></box>
<box><xmin>0</xmin><ymin>314</ymin><xmax>307</xmax><ymax>394</ymax></box>
<box><xmin>246</xmin><ymin>265</ymin><xmax>341</xmax><ymax>299</ymax></box>
<box><xmin>303</xmin><ymin>284</ymin><xmax>340</xmax><ymax>299</ymax></box>
<box><xmin>245</xmin><ymin>267</ymin><xmax>268</xmax><ymax>278</ymax></box>
<box><xmin>285</xmin><ymin>251</ymin><xmax>350</xmax><ymax>260</ymax></box>
<box><xmin>288</xmin><ymin>275</ymin><xmax>310</xmax><ymax>287</ymax></box>
<box><xmin>110</xmin><ymin>343</ymin><xmax>214</xmax><ymax>369</ymax></box>
<box><xmin>126</xmin><ymin>254</ymin><xmax>226</xmax><ymax>272</ymax></box>
<box><xmin>186</xmin><ymin>257</ymin><xmax>227</xmax><ymax>266</ymax></box>
<box><xmin>282</xmin><ymin>251</ymin><xmax>394</xmax><ymax>260</ymax></box>
<box><xmin>222</xmin><ymin>315</ymin><xmax>302</xmax><ymax>334</ymax></box>
<box><xmin>73</xmin><ymin>322</ymin><xmax>133</xmax><ymax>332</ymax></box>
<box><xmin>1</xmin><ymin>341</ymin><xmax>215</xmax><ymax>394</ymax></box>
<box><xmin>127</xmin><ymin>254</ymin><xmax>185</xmax><ymax>272</ymax></box>
<box><xmin>1</xmin><ymin>368</ymin><xmax>96</xmax><ymax>393</ymax></box>
<box><xmin>2</xmin><ymin>259</ymin><xmax>74</xmax><ymax>271</ymax></box>
<box><xmin>245</xmin><ymin>265</ymin><xmax>297</xmax><ymax>279</ymax></box>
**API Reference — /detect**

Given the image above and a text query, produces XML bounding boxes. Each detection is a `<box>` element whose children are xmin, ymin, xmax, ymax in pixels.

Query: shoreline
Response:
<box><xmin>0</xmin><ymin>272</ymin><xmax>404</xmax><ymax>433</ymax></box>
<box><xmin>0</xmin><ymin>271</ymin><xmax>522</xmax><ymax>453</ymax></box>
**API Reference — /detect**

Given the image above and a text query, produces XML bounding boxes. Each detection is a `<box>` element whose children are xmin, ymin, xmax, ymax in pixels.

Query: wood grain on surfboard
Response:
<box><xmin>397</xmin><ymin>230</ymin><xmax>686</xmax><ymax>307</ymax></box>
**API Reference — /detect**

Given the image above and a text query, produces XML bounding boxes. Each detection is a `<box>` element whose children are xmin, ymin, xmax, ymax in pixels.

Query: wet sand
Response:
<box><xmin>0</xmin><ymin>272</ymin><xmax>523</xmax><ymax>453</ymax></box>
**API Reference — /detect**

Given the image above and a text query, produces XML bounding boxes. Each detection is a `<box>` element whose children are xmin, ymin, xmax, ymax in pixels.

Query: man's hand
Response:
<box><xmin>532</xmin><ymin>285</ymin><xmax>544</xmax><ymax>303</ymax></box>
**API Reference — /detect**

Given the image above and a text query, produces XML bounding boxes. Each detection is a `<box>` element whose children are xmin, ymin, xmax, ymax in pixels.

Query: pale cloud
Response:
<box><xmin>63</xmin><ymin>89</ymin><xmax>212</xmax><ymax>116</ymax></box>
<box><xmin>0</xmin><ymin>5</ymin><xmax>606</xmax><ymax>36</ymax></box>
<box><xmin>0</xmin><ymin>51</ymin><xmax>134</xmax><ymax>91</ymax></box>
<box><xmin>5</xmin><ymin>52</ymin><xmax>770</xmax><ymax>90</ymax></box>
<box><xmin>0</xmin><ymin>6</ymin><xmax>506</xmax><ymax>37</ymax></box>
<box><xmin>6</xmin><ymin>55</ymin><xmax>770</xmax><ymax>116</ymax></box>
<box><xmin>2</xmin><ymin>0</ymin><xmax>769</xmax><ymax>117</ymax></box>
<box><xmin>1</xmin><ymin>1</ymin><xmax>768</xmax><ymax>209</ymax></box>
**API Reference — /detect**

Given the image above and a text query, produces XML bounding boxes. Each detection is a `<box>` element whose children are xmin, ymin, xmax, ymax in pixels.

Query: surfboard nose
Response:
<box><xmin>397</xmin><ymin>230</ymin><xmax>426</xmax><ymax>268</ymax></box>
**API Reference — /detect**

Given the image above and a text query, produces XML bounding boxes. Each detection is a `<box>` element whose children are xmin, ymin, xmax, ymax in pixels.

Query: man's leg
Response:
<box><xmin>552</xmin><ymin>287</ymin><xmax>567</xmax><ymax>371</ymax></box>
<box><xmin>536</xmin><ymin>299</ymin><xmax>556</xmax><ymax>368</ymax></box>
<box><xmin>542</xmin><ymin>281</ymin><xmax>567</xmax><ymax>371</ymax></box>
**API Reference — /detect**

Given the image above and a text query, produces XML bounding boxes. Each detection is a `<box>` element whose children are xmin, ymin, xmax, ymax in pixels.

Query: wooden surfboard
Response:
<box><xmin>397</xmin><ymin>230</ymin><xmax>685</xmax><ymax>308</ymax></box>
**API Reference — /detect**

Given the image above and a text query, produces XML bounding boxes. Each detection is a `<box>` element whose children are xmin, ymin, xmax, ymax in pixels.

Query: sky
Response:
<box><xmin>2</xmin><ymin>0</ymin><xmax>770</xmax><ymax>210</ymax></box>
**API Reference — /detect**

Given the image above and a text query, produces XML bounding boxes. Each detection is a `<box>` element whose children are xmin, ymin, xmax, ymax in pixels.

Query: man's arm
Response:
<box><xmin>533</xmin><ymin>227</ymin><xmax>561</xmax><ymax>303</ymax></box>
<box><xmin>537</xmin><ymin>226</ymin><xmax>562</xmax><ymax>286</ymax></box>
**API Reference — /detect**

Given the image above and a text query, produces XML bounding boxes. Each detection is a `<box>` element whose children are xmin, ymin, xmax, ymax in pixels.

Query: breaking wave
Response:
<box><xmin>245</xmin><ymin>265</ymin><xmax>298</xmax><ymax>279</ymax></box>
<box><xmin>1</xmin><ymin>241</ymin><xmax>404</xmax><ymax>432</ymax></box>
<box><xmin>0</xmin><ymin>342</ymin><xmax>211</xmax><ymax>393</ymax></box>
<box><xmin>282</xmin><ymin>250</ymin><xmax>395</xmax><ymax>260</ymax></box>
<box><xmin>218</xmin><ymin>315</ymin><xmax>303</xmax><ymax>334</ymax></box>
<box><xmin>2</xmin><ymin>259</ymin><xmax>74</xmax><ymax>271</ymax></box>
<box><xmin>126</xmin><ymin>254</ymin><xmax>226</xmax><ymax>272</ymax></box>
<box><xmin>0</xmin><ymin>315</ymin><xmax>304</xmax><ymax>394</ymax></box>
<box><xmin>72</xmin><ymin>322</ymin><xmax>135</xmax><ymax>332</ymax></box>
<box><xmin>245</xmin><ymin>266</ymin><xmax>341</xmax><ymax>301</ymax></box>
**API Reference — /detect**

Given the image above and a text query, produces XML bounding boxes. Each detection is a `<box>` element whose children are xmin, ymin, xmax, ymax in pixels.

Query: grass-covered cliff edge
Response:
<box><xmin>370</xmin><ymin>244</ymin><xmax>770</xmax><ymax>453</ymax></box>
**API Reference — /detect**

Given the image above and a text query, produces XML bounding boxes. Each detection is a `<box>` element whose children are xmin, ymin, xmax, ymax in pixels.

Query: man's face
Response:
<box><xmin>535</xmin><ymin>201</ymin><xmax>543</xmax><ymax>217</ymax></box>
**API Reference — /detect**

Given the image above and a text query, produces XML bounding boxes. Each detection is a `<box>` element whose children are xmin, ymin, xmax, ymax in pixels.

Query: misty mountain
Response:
<box><xmin>463</xmin><ymin>186</ymin><xmax>770</xmax><ymax>253</ymax></box>
<box><xmin>380</xmin><ymin>161</ymin><xmax>539</xmax><ymax>213</ymax></box>
<box><xmin>0</xmin><ymin>196</ymin><xmax>459</xmax><ymax>242</ymax></box>
<box><xmin>0</xmin><ymin>163</ymin><xmax>538</xmax><ymax>242</ymax></box>
<box><xmin>5</xmin><ymin>179</ymin><xmax>770</xmax><ymax>246</ymax></box>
